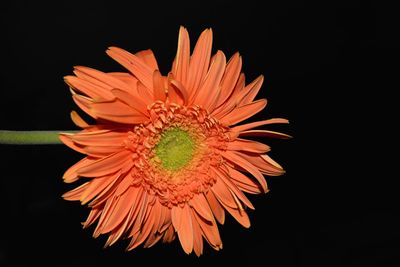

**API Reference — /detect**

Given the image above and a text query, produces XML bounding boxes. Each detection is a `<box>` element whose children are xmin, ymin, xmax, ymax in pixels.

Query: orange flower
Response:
<box><xmin>61</xmin><ymin>26</ymin><xmax>290</xmax><ymax>256</ymax></box>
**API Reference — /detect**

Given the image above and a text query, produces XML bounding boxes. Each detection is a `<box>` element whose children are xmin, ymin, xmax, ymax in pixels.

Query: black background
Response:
<box><xmin>1</xmin><ymin>1</ymin><xmax>396</xmax><ymax>266</ymax></box>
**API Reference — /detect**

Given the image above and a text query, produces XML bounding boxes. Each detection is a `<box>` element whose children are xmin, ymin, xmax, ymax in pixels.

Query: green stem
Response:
<box><xmin>0</xmin><ymin>130</ymin><xmax>76</xmax><ymax>145</ymax></box>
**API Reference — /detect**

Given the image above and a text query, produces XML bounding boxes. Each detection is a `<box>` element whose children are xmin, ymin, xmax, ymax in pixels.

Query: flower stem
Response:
<box><xmin>0</xmin><ymin>130</ymin><xmax>76</xmax><ymax>145</ymax></box>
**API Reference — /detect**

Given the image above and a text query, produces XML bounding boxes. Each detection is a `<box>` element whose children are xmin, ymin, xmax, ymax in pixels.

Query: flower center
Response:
<box><xmin>154</xmin><ymin>127</ymin><xmax>195</xmax><ymax>171</ymax></box>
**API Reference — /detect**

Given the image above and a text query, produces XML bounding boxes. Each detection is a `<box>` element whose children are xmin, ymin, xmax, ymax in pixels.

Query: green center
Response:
<box><xmin>155</xmin><ymin>127</ymin><xmax>195</xmax><ymax>171</ymax></box>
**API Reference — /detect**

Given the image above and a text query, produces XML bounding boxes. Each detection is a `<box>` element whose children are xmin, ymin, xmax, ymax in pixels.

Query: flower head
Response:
<box><xmin>61</xmin><ymin>26</ymin><xmax>290</xmax><ymax>255</ymax></box>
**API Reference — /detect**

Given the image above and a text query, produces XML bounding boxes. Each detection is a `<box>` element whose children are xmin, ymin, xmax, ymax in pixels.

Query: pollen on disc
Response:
<box><xmin>154</xmin><ymin>127</ymin><xmax>196</xmax><ymax>171</ymax></box>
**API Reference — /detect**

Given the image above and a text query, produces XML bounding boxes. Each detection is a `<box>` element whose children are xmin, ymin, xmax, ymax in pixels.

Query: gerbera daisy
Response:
<box><xmin>60</xmin><ymin>26</ymin><xmax>290</xmax><ymax>256</ymax></box>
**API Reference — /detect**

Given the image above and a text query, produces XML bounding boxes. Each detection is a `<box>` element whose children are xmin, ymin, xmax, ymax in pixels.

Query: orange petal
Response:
<box><xmin>156</xmin><ymin>205</ymin><xmax>167</xmax><ymax>233</ymax></box>
<box><xmin>159</xmin><ymin>206</ymin><xmax>172</xmax><ymax>233</ymax></box>
<box><xmin>211</xmin><ymin>175</ymin><xmax>237</xmax><ymax>209</ymax></box>
<box><xmin>62</xmin><ymin>182</ymin><xmax>89</xmax><ymax>201</ymax></box>
<box><xmin>171</xmin><ymin>205</ymin><xmax>183</xmax><ymax>231</ymax></box>
<box><xmin>110</xmin><ymin>89</ymin><xmax>148</xmax><ymax>116</ymax></box>
<box><xmin>70</xmin><ymin>111</ymin><xmax>89</xmax><ymax>128</ymax></box>
<box><xmin>192</xmin><ymin>208</ymin><xmax>222</xmax><ymax>250</ymax></box>
<box><xmin>107</xmin><ymin>72</ymin><xmax>138</xmax><ymax>90</ymax></box>
<box><xmin>221</xmin><ymin>150</ymin><xmax>268</xmax><ymax>193</ymax></box>
<box><xmin>239</xmin><ymin>130</ymin><xmax>292</xmax><ymax>139</ymax></box>
<box><xmin>91</xmin><ymin>99</ymin><xmax>147</xmax><ymax>124</ymax></box>
<box><xmin>220</xmin><ymin>99</ymin><xmax>267</xmax><ymax>126</ymax></box>
<box><xmin>192</xmin><ymin>51</ymin><xmax>226</xmax><ymax>110</ymax></box>
<box><xmin>172</xmin><ymin>26</ymin><xmax>190</xmax><ymax>87</ymax></box>
<box><xmin>205</xmin><ymin>191</ymin><xmax>225</xmax><ymax>224</ymax></box>
<box><xmin>239</xmin><ymin>152</ymin><xmax>284</xmax><ymax>176</ymax></box>
<box><xmin>212</xmin><ymin>73</ymin><xmax>245</xmax><ymax>118</ymax></box>
<box><xmin>88</xmin><ymin>181</ymin><xmax>121</xmax><ymax>208</ymax></box>
<box><xmin>127</xmin><ymin>197</ymin><xmax>155</xmax><ymax>250</ymax></box>
<box><xmin>153</xmin><ymin>70</ymin><xmax>166</xmax><ymax>101</ymax></box>
<box><xmin>65</xmin><ymin>75</ymin><xmax>116</xmax><ymax>101</ymax></box>
<box><xmin>77</xmin><ymin>150</ymin><xmax>132</xmax><ymax>177</ymax></box>
<box><xmin>238</xmin><ymin>75</ymin><xmax>264</xmax><ymax>106</ymax></box>
<box><xmin>91</xmin><ymin>98</ymin><xmax>135</xmax><ymax>117</ymax></box>
<box><xmin>94</xmin><ymin>196</ymin><xmax>119</xmax><ymax>236</ymax></box>
<box><xmin>136</xmin><ymin>81</ymin><xmax>154</xmax><ymax>106</ymax></box>
<box><xmin>59</xmin><ymin>134</ymin><xmax>88</xmax><ymax>155</ymax></box>
<box><xmin>150</xmin><ymin>200</ymin><xmax>163</xmax><ymax>235</ymax></box>
<box><xmin>106</xmin><ymin>47</ymin><xmax>153</xmax><ymax>91</ymax></box>
<box><xmin>176</xmin><ymin>204</ymin><xmax>194</xmax><ymax>254</ymax></box>
<box><xmin>73</xmin><ymin>66</ymin><xmax>132</xmax><ymax>92</ymax></box>
<box><xmin>104</xmin><ymin>230</ymin><xmax>121</xmax><ymax>248</ymax></box>
<box><xmin>119</xmin><ymin>186</ymin><xmax>144</xmax><ymax>230</ymax></box>
<box><xmin>68</xmin><ymin>130</ymin><xmax>128</xmax><ymax>147</ymax></box>
<box><xmin>212</xmin><ymin>166</ymin><xmax>255</xmax><ymax>210</ymax></box>
<box><xmin>80</xmin><ymin>172</ymin><xmax>122</xmax><ymax>205</ymax></box>
<box><xmin>227</xmin><ymin>166</ymin><xmax>263</xmax><ymax>194</ymax></box>
<box><xmin>189</xmin><ymin>194</ymin><xmax>214</xmax><ymax>222</ymax></box>
<box><xmin>105</xmin><ymin>197</ymin><xmax>139</xmax><ymax>247</ymax></box>
<box><xmin>73</xmin><ymin>68</ymin><xmax>112</xmax><ymax>90</ymax></box>
<box><xmin>187</xmin><ymin>28</ymin><xmax>213</xmax><ymax>99</ymax></box>
<box><xmin>231</xmin><ymin>118</ymin><xmax>289</xmax><ymax>132</ymax></box>
<box><xmin>143</xmin><ymin>232</ymin><xmax>163</xmax><ymax>249</ymax></box>
<box><xmin>92</xmin><ymin>113</ymin><xmax>144</xmax><ymax>125</ymax></box>
<box><xmin>262</xmin><ymin>154</ymin><xmax>284</xmax><ymax>170</ymax></box>
<box><xmin>215</xmin><ymin>52</ymin><xmax>242</xmax><ymax>108</ymax></box>
<box><xmin>100</xmin><ymin>186</ymin><xmax>139</xmax><ymax>233</ymax></box>
<box><xmin>135</xmin><ymin>49</ymin><xmax>159</xmax><ymax>71</ymax></box>
<box><xmin>219</xmin><ymin>201</ymin><xmax>251</xmax><ymax>228</ymax></box>
<box><xmin>162</xmin><ymin>224</ymin><xmax>176</xmax><ymax>243</ymax></box>
<box><xmin>114</xmin><ymin>173</ymin><xmax>133</xmax><ymax>196</ymax></box>
<box><xmin>168</xmin><ymin>79</ymin><xmax>189</xmax><ymax>105</ymax></box>
<box><xmin>144</xmin><ymin>202</ymin><xmax>164</xmax><ymax>248</ymax></box>
<box><xmin>128</xmin><ymin>192</ymin><xmax>148</xmax><ymax>237</ymax></box>
<box><xmin>190</xmin><ymin>209</ymin><xmax>204</xmax><ymax>257</ymax></box>
<box><xmin>82</xmin><ymin>206</ymin><xmax>102</xmax><ymax>229</ymax></box>
<box><xmin>62</xmin><ymin>157</ymin><xmax>96</xmax><ymax>183</ymax></box>
<box><xmin>227</xmin><ymin>138</ymin><xmax>270</xmax><ymax>153</ymax></box>
<box><xmin>72</xmin><ymin>94</ymin><xmax>97</xmax><ymax>119</ymax></box>
<box><xmin>84</xmin><ymin>146</ymin><xmax>124</xmax><ymax>158</ymax></box>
